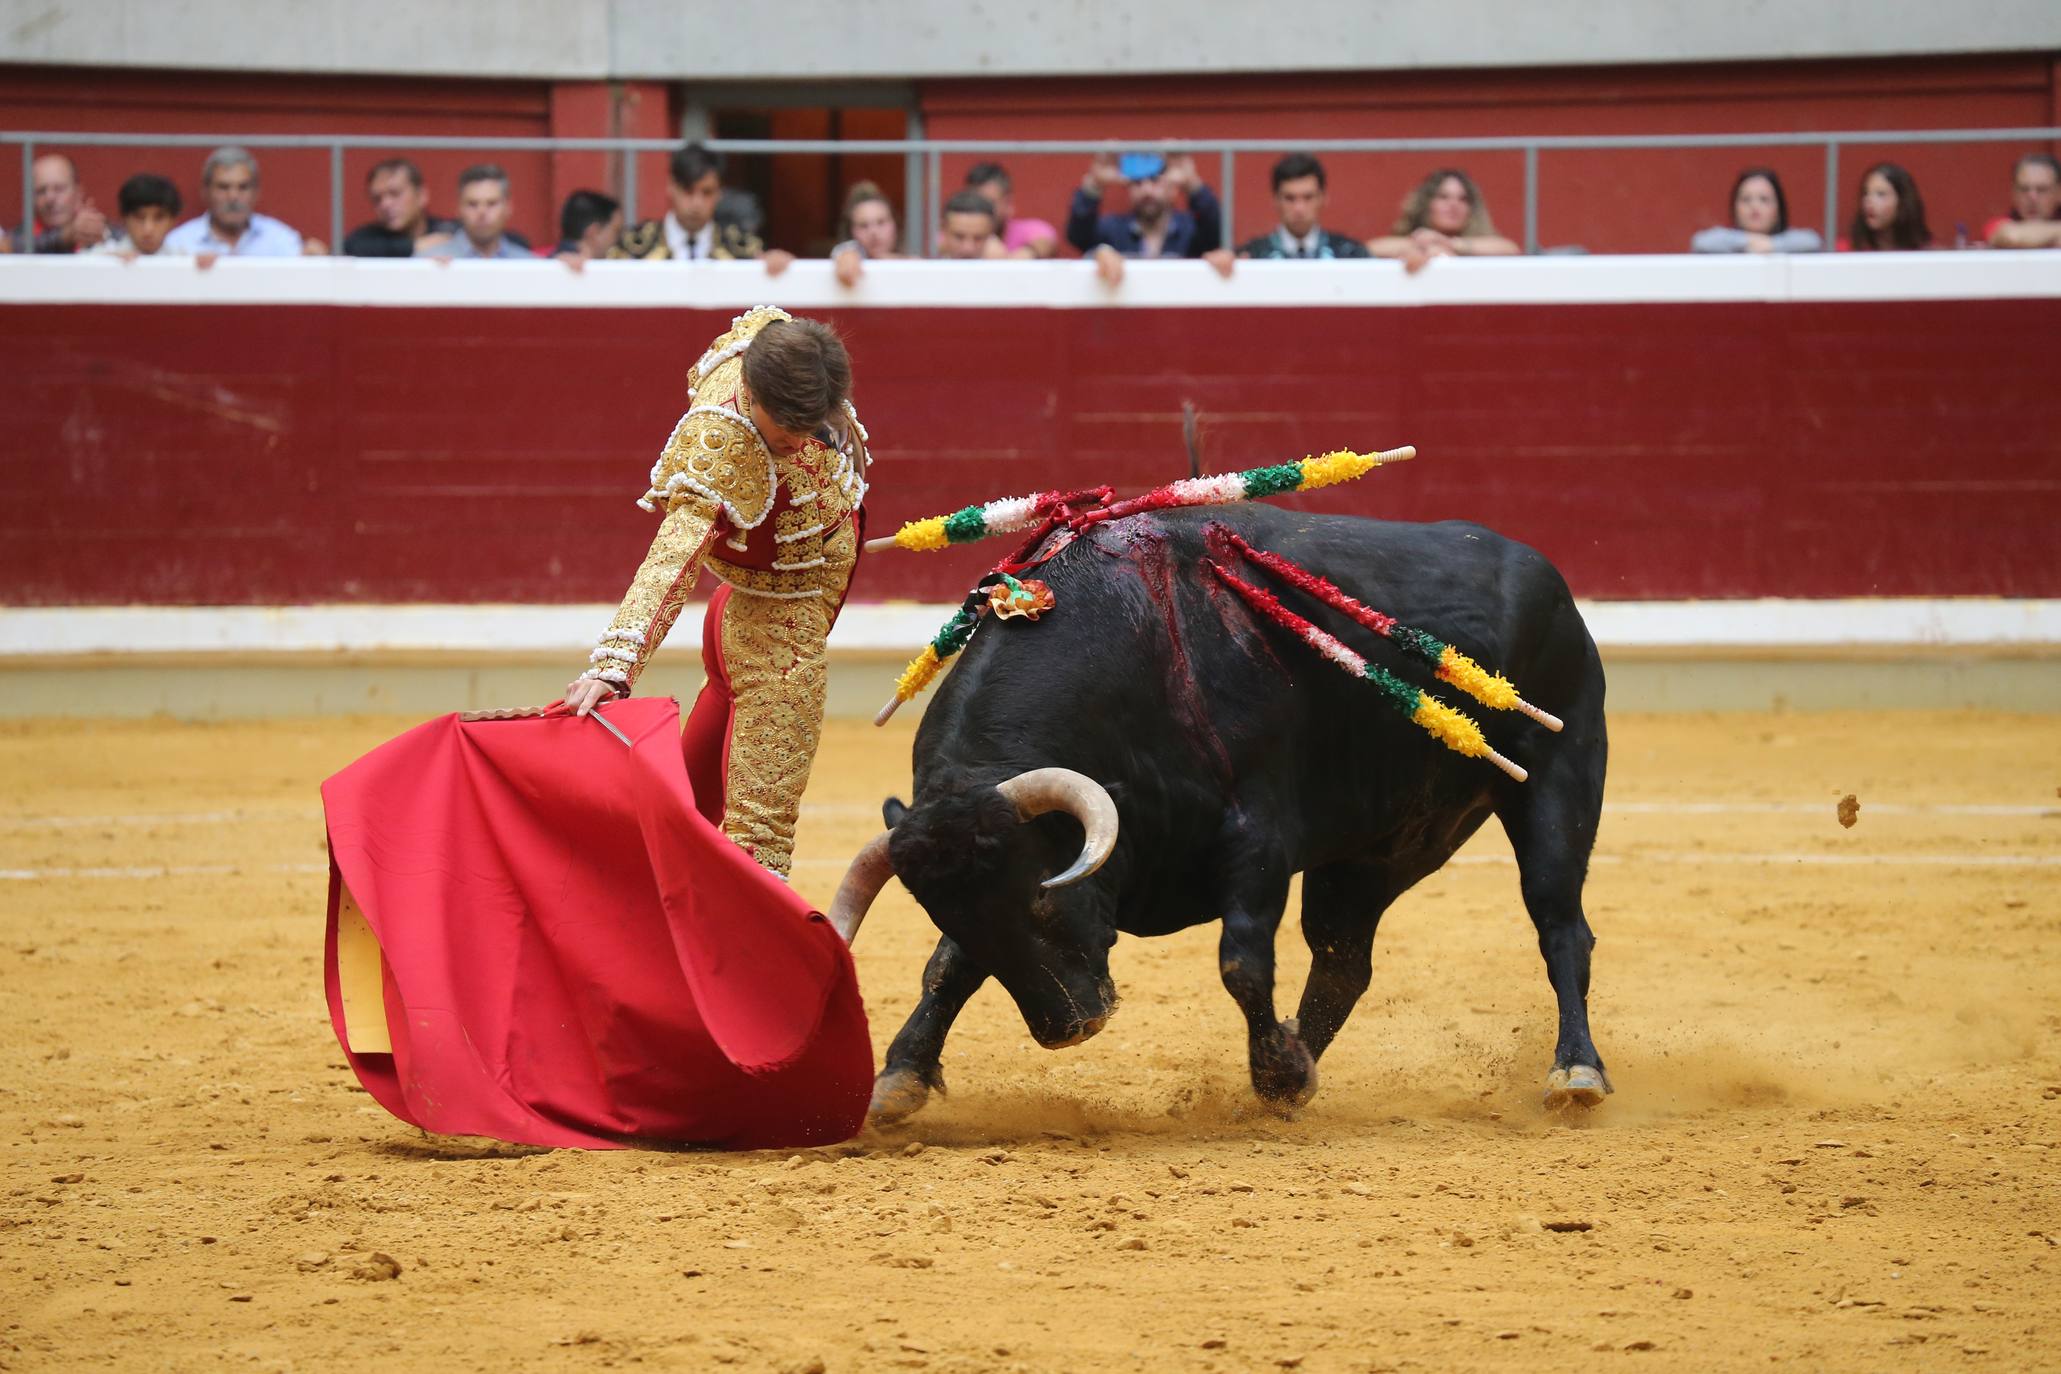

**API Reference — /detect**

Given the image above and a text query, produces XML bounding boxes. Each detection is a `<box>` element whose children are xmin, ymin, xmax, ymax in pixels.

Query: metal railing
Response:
<box><xmin>8</xmin><ymin>127</ymin><xmax>2059</xmax><ymax>256</ymax></box>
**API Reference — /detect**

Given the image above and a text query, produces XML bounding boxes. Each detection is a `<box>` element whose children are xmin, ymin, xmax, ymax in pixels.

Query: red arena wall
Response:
<box><xmin>2</xmin><ymin>259</ymin><xmax>2056</xmax><ymax>609</ymax></box>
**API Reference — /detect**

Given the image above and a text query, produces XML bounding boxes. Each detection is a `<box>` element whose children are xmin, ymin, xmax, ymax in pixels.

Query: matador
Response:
<box><xmin>563</xmin><ymin>305</ymin><xmax>870</xmax><ymax>878</ymax></box>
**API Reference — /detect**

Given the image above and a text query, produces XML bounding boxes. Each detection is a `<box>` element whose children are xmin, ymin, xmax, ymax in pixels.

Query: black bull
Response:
<box><xmin>831</xmin><ymin>503</ymin><xmax>1610</xmax><ymax>1122</ymax></box>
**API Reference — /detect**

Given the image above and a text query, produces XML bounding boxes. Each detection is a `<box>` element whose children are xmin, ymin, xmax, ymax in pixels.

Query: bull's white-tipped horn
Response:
<box><xmin>824</xmin><ymin>831</ymin><xmax>895</xmax><ymax>944</ymax></box>
<box><xmin>995</xmin><ymin>767</ymin><xmax>1119</xmax><ymax>890</ymax></box>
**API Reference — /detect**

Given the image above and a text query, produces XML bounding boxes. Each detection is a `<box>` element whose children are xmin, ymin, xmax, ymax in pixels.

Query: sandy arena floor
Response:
<box><xmin>1</xmin><ymin>707</ymin><xmax>2057</xmax><ymax>1373</ymax></box>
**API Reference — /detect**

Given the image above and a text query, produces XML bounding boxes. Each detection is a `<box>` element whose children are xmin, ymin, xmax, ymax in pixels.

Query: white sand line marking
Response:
<box><xmin>0</xmin><ymin>861</ymin><xmax>332</xmax><ymax>881</ymax></box>
<box><xmin>1643</xmin><ymin>850</ymin><xmax>2061</xmax><ymax>867</ymax></box>
<box><xmin>4</xmin><ymin>802</ymin><xmax>879</xmax><ymax>830</ymax></box>
<box><xmin>4</xmin><ymin>799</ymin><xmax>2054</xmax><ymax>832</ymax></box>
<box><xmin>0</xmin><ymin>807</ymin><xmax>324</xmax><ymax>830</ymax></box>
<box><xmin>1604</xmin><ymin>801</ymin><xmax>2056</xmax><ymax>818</ymax></box>
<box><xmin>1449</xmin><ymin>851</ymin><xmax>2061</xmax><ymax>868</ymax></box>
<box><xmin>0</xmin><ymin>858</ymin><xmax>853</xmax><ymax>883</ymax></box>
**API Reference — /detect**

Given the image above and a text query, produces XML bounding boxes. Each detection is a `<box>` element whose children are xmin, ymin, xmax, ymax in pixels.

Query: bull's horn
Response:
<box><xmin>995</xmin><ymin>767</ymin><xmax>1119</xmax><ymax>890</ymax></box>
<box><xmin>825</xmin><ymin>831</ymin><xmax>895</xmax><ymax>944</ymax></box>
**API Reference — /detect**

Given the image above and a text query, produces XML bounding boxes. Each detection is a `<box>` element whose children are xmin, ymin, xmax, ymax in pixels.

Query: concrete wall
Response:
<box><xmin>4</xmin><ymin>0</ymin><xmax>2059</xmax><ymax>81</ymax></box>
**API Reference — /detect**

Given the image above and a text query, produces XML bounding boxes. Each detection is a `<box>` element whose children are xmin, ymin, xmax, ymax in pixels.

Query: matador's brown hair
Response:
<box><xmin>741</xmin><ymin>317</ymin><xmax>852</xmax><ymax>436</ymax></box>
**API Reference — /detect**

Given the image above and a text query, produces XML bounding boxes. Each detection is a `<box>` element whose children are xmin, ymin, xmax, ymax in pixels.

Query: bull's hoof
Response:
<box><xmin>868</xmin><ymin>1066</ymin><xmax>939</xmax><ymax>1126</ymax></box>
<box><xmin>1543</xmin><ymin>1064</ymin><xmax>1611</xmax><ymax>1111</ymax></box>
<box><xmin>1250</xmin><ymin>1019</ymin><xmax>1319</xmax><ymax>1113</ymax></box>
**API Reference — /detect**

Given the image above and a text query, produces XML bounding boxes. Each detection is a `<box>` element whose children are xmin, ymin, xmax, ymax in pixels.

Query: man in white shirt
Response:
<box><xmin>89</xmin><ymin>174</ymin><xmax>188</xmax><ymax>258</ymax></box>
<box><xmin>162</xmin><ymin>147</ymin><xmax>316</xmax><ymax>257</ymax></box>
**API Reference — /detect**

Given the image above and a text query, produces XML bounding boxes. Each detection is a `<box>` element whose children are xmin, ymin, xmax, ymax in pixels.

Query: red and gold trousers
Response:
<box><xmin>680</xmin><ymin>579</ymin><xmax>842</xmax><ymax>879</ymax></box>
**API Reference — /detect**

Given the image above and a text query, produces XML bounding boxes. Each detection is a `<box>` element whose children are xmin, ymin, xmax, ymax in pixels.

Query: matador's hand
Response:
<box><xmin>562</xmin><ymin>677</ymin><xmax>620</xmax><ymax>716</ymax></box>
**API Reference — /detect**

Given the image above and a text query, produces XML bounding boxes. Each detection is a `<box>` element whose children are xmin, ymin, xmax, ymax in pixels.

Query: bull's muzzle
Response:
<box><xmin>1036</xmin><ymin>1011</ymin><xmax>1111</xmax><ymax>1050</ymax></box>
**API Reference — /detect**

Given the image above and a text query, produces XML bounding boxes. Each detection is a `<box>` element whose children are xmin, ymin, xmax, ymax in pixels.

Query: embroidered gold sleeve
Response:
<box><xmin>637</xmin><ymin>406</ymin><xmax>776</xmax><ymax>532</ymax></box>
<box><xmin>580</xmin><ymin>495</ymin><xmax>721</xmax><ymax>694</ymax></box>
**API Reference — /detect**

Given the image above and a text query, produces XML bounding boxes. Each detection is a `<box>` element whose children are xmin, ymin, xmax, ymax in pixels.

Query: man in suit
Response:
<box><xmin>615</xmin><ymin>143</ymin><xmax>793</xmax><ymax>274</ymax></box>
<box><xmin>1238</xmin><ymin>153</ymin><xmax>1369</xmax><ymax>260</ymax></box>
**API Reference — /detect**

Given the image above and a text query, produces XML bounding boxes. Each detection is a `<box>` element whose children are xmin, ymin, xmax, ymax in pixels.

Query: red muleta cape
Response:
<box><xmin>319</xmin><ymin>694</ymin><xmax>873</xmax><ymax>1150</ymax></box>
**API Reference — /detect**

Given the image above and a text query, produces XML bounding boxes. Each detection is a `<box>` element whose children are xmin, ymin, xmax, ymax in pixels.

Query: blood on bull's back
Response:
<box><xmin>916</xmin><ymin>502</ymin><xmax>1598</xmax><ymax>881</ymax></box>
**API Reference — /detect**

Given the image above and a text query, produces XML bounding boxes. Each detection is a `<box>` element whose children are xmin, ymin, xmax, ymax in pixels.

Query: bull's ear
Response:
<box><xmin>882</xmin><ymin>796</ymin><xmax>909</xmax><ymax>828</ymax></box>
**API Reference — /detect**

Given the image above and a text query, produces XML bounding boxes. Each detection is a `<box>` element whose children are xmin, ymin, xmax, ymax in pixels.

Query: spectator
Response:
<box><xmin>1690</xmin><ymin>168</ymin><xmax>1823</xmax><ymax>253</ymax></box>
<box><xmin>964</xmin><ymin>161</ymin><xmax>1058</xmax><ymax>258</ymax></box>
<box><xmin>1237</xmin><ymin>153</ymin><xmax>1369</xmax><ymax>259</ymax></box>
<box><xmin>1068</xmin><ymin>151</ymin><xmax>1229</xmax><ymax>286</ymax></box>
<box><xmin>554</xmin><ymin>189</ymin><xmax>623</xmax><ymax>260</ymax></box>
<box><xmin>1840</xmin><ymin>163</ymin><xmax>1932</xmax><ymax>252</ymax></box>
<box><xmin>163</xmin><ymin>147</ymin><xmax>315</xmax><ymax>256</ymax></box>
<box><xmin>90</xmin><ymin>174</ymin><xmax>186</xmax><ymax>258</ymax></box>
<box><xmin>714</xmin><ymin>186</ymin><xmax>773</xmax><ymax>251</ymax></box>
<box><xmin>343</xmin><ymin>159</ymin><xmax>458</xmax><ymax>258</ymax></box>
<box><xmin>417</xmin><ymin>165</ymin><xmax>529</xmax><ymax>259</ymax></box>
<box><xmin>1983</xmin><ymin>152</ymin><xmax>2061</xmax><ymax>250</ymax></box>
<box><xmin>20</xmin><ymin>153</ymin><xmax>111</xmax><ymax>253</ymax></box>
<box><xmin>615</xmin><ymin>143</ymin><xmax>794</xmax><ymax>275</ymax></box>
<box><xmin>1068</xmin><ymin>151</ymin><xmax>1223</xmax><ymax>258</ymax></box>
<box><xmin>938</xmin><ymin>189</ymin><xmax>1007</xmax><ymax>260</ymax></box>
<box><xmin>1367</xmin><ymin>169</ymin><xmax>1519</xmax><ymax>272</ymax></box>
<box><xmin>830</xmin><ymin>181</ymin><xmax>907</xmax><ymax>286</ymax></box>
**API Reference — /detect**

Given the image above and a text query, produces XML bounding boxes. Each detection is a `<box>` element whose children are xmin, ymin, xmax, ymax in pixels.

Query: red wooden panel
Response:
<box><xmin>2</xmin><ymin>300</ymin><xmax>2056</xmax><ymax>607</ymax></box>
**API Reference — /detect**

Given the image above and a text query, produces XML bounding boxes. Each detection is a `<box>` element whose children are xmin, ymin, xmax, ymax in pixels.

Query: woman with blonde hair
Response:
<box><xmin>1367</xmin><ymin>168</ymin><xmax>1519</xmax><ymax>272</ymax></box>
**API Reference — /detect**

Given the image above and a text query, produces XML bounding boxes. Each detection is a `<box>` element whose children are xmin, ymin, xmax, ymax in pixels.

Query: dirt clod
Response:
<box><xmin>348</xmin><ymin>1253</ymin><xmax>401</xmax><ymax>1282</ymax></box>
<box><xmin>1837</xmin><ymin>794</ymin><xmax>1859</xmax><ymax>828</ymax></box>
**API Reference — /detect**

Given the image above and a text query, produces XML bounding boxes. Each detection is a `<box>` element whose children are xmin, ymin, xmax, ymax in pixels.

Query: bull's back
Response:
<box><xmin>920</xmin><ymin>503</ymin><xmax>1600</xmax><ymax>888</ymax></box>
